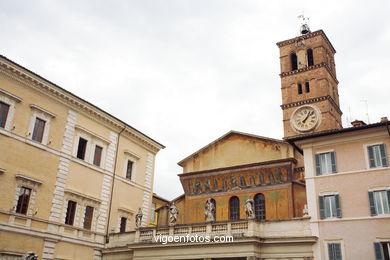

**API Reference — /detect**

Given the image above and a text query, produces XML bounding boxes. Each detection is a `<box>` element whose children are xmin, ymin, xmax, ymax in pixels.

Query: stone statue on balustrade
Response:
<box><xmin>245</xmin><ymin>196</ymin><xmax>255</xmax><ymax>219</ymax></box>
<box><xmin>135</xmin><ymin>208</ymin><xmax>143</xmax><ymax>228</ymax></box>
<box><xmin>169</xmin><ymin>202</ymin><xmax>179</xmax><ymax>225</ymax></box>
<box><xmin>205</xmin><ymin>198</ymin><xmax>215</xmax><ymax>222</ymax></box>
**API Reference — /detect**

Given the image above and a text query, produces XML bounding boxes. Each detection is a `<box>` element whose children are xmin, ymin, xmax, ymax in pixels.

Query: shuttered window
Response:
<box><xmin>328</xmin><ymin>243</ymin><xmax>342</xmax><ymax>260</ymax></box>
<box><xmin>315</xmin><ymin>151</ymin><xmax>337</xmax><ymax>175</ymax></box>
<box><xmin>120</xmin><ymin>217</ymin><xmax>127</xmax><ymax>233</ymax></box>
<box><xmin>83</xmin><ymin>206</ymin><xmax>94</xmax><ymax>230</ymax></box>
<box><xmin>0</xmin><ymin>101</ymin><xmax>10</xmax><ymax>128</ymax></box>
<box><xmin>93</xmin><ymin>145</ymin><xmax>103</xmax><ymax>166</ymax></box>
<box><xmin>369</xmin><ymin>190</ymin><xmax>390</xmax><ymax>216</ymax></box>
<box><xmin>32</xmin><ymin>118</ymin><xmax>46</xmax><ymax>143</ymax></box>
<box><xmin>65</xmin><ymin>200</ymin><xmax>77</xmax><ymax>225</ymax></box>
<box><xmin>16</xmin><ymin>187</ymin><xmax>31</xmax><ymax>215</ymax></box>
<box><xmin>368</xmin><ymin>144</ymin><xmax>388</xmax><ymax>168</ymax></box>
<box><xmin>374</xmin><ymin>242</ymin><xmax>390</xmax><ymax>260</ymax></box>
<box><xmin>319</xmin><ymin>194</ymin><xmax>341</xmax><ymax>219</ymax></box>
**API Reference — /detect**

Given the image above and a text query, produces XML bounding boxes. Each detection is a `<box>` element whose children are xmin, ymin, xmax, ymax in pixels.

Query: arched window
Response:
<box><xmin>305</xmin><ymin>82</ymin><xmax>310</xmax><ymax>93</ymax></box>
<box><xmin>298</xmin><ymin>83</ymin><xmax>303</xmax><ymax>94</ymax></box>
<box><xmin>291</xmin><ymin>53</ymin><xmax>298</xmax><ymax>71</ymax></box>
<box><xmin>229</xmin><ymin>196</ymin><xmax>240</xmax><ymax>220</ymax></box>
<box><xmin>307</xmin><ymin>49</ymin><xmax>314</xmax><ymax>66</ymax></box>
<box><xmin>254</xmin><ymin>193</ymin><xmax>266</xmax><ymax>220</ymax></box>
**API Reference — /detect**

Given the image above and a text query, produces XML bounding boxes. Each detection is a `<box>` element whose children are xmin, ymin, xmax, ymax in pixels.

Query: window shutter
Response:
<box><xmin>319</xmin><ymin>196</ymin><xmax>325</xmax><ymax>219</ymax></box>
<box><xmin>335</xmin><ymin>194</ymin><xmax>342</xmax><ymax>218</ymax></box>
<box><xmin>334</xmin><ymin>243</ymin><xmax>342</xmax><ymax>260</ymax></box>
<box><xmin>368</xmin><ymin>192</ymin><xmax>377</xmax><ymax>216</ymax></box>
<box><xmin>328</xmin><ymin>243</ymin><xmax>334</xmax><ymax>260</ymax></box>
<box><xmin>331</xmin><ymin>152</ymin><xmax>337</xmax><ymax>173</ymax></box>
<box><xmin>315</xmin><ymin>154</ymin><xmax>321</xmax><ymax>176</ymax></box>
<box><xmin>379</xmin><ymin>144</ymin><xmax>388</xmax><ymax>167</ymax></box>
<box><xmin>368</xmin><ymin>146</ymin><xmax>376</xmax><ymax>168</ymax></box>
<box><xmin>387</xmin><ymin>190</ymin><xmax>390</xmax><ymax>209</ymax></box>
<box><xmin>374</xmin><ymin>242</ymin><xmax>384</xmax><ymax>260</ymax></box>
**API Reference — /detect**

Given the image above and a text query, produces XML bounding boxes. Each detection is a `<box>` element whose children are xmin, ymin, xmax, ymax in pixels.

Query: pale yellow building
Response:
<box><xmin>0</xmin><ymin>55</ymin><xmax>164</xmax><ymax>259</ymax></box>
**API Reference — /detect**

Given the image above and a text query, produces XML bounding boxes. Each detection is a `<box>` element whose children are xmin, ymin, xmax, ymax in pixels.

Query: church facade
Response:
<box><xmin>102</xmin><ymin>26</ymin><xmax>355</xmax><ymax>260</ymax></box>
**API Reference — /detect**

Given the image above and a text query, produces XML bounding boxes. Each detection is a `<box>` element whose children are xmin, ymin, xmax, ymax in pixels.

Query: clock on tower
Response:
<box><xmin>276</xmin><ymin>24</ymin><xmax>343</xmax><ymax>138</ymax></box>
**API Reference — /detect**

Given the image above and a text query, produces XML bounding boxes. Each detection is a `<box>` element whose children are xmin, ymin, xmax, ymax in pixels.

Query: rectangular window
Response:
<box><xmin>150</xmin><ymin>203</ymin><xmax>156</xmax><ymax>222</ymax></box>
<box><xmin>305</xmin><ymin>82</ymin><xmax>310</xmax><ymax>93</ymax></box>
<box><xmin>369</xmin><ymin>190</ymin><xmax>390</xmax><ymax>216</ymax></box>
<box><xmin>16</xmin><ymin>187</ymin><xmax>31</xmax><ymax>215</ymax></box>
<box><xmin>315</xmin><ymin>151</ymin><xmax>337</xmax><ymax>175</ymax></box>
<box><xmin>83</xmin><ymin>206</ymin><xmax>94</xmax><ymax>230</ymax></box>
<box><xmin>319</xmin><ymin>194</ymin><xmax>341</xmax><ymax>219</ymax></box>
<box><xmin>0</xmin><ymin>101</ymin><xmax>10</xmax><ymax>128</ymax></box>
<box><xmin>368</xmin><ymin>144</ymin><xmax>388</xmax><ymax>168</ymax></box>
<box><xmin>375</xmin><ymin>242</ymin><xmax>390</xmax><ymax>260</ymax></box>
<box><xmin>77</xmin><ymin>137</ymin><xmax>88</xmax><ymax>160</ymax></box>
<box><xmin>328</xmin><ymin>243</ymin><xmax>342</xmax><ymax>260</ymax></box>
<box><xmin>65</xmin><ymin>200</ymin><xmax>77</xmax><ymax>225</ymax></box>
<box><xmin>298</xmin><ymin>83</ymin><xmax>303</xmax><ymax>94</ymax></box>
<box><xmin>126</xmin><ymin>160</ymin><xmax>133</xmax><ymax>180</ymax></box>
<box><xmin>31</xmin><ymin>118</ymin><xmax>46</xmax><ymax>143</ymax></box>
<box><xmin>120</xmin><ymin>217</ymin><xmax>127</xmax><ymax>233</ymax></box>
<box><xmin>93</xmin><ymin>145</ymin><xmax>103</xmax><ymax>166</ymax></box>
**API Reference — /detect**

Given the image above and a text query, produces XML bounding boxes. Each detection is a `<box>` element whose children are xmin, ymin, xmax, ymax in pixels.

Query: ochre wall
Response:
<box><xmin>182</xmin><ymin>187</ymin><xmax>292</xmax><ymax>224</ymax></box>
<box><xmin>180</xmin><ymin>134</ymin><xmax>293</xmax><ymax>173</ymax></box>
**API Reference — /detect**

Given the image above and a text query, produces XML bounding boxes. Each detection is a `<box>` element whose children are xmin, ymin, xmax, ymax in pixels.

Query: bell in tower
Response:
<box><xmin>277</xmin><ymin>23</ymin><xmax>343</xmax><ymax>138</ymax></box>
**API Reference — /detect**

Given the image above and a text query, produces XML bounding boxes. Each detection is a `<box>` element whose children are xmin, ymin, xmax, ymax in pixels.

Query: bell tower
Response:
<box><xmin>277</xmin><ymin>24</ymin><xmax>342</xmax><ymax>138</ymax></box>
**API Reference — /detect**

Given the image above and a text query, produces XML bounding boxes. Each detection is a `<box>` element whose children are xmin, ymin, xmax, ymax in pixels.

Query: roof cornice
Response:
<box><xmin>276</xmin><ymin>30</ymin><xmax>336</xmax><ymax>54</ymax></box>
<box><xmin>0</xmin><ymin>55</ymin><xmax>164</xmax><ymax>153</ymax></box>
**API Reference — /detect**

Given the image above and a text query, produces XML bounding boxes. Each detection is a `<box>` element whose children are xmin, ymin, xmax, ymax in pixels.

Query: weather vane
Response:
<box><xmin>297</xmin><ymin>13</ymin><xmax>311</xmax><ymax>35</ymax></box>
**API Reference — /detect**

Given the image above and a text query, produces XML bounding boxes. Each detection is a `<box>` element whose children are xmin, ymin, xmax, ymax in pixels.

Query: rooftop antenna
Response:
<box><xmin>297</xmin><ymin>13</ymin><xmax>311</xmax><ymax>35</ymax></box>
<box><xmin>360</xmin><ymin>100</ymin><xmax>370</xmax><ymax>124</ymax></box>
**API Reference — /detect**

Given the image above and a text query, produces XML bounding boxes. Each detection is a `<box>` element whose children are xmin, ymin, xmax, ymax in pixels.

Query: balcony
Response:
<box><xmin>107</xmin><ymin>217</ymin><xmax>313</xmax><ymax>248</ymax></box>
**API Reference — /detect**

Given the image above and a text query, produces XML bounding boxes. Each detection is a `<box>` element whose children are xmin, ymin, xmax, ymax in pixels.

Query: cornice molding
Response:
<box><xmin>0</xmin><ymin>57</ymin><xmax>164</xmax><ymax>154</ymax></box>
<box><xmin>280</xmin><ymin>62</ymin><xmax>339</xmax><ymax>85</ymax></box>
<box><xmin>276</xmin><ymin>30</ymin><xmax>336</xmax><ymax>54</ymax></box>
<box><xmin>280</xmin><ymin>95</ymin><xmax>343</xmax><ymax>115</ymax></box>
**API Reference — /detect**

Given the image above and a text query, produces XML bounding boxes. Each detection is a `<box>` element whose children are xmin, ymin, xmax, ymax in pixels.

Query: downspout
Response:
<box><xmin>287</xmin><ymin>140</ymin><xmax>303</xmax><ymax>155</ymax></box>
<box><xmin>105</xmin><ymin>125</ymin><xmax>126</xmax><ymax>243</ymax></box>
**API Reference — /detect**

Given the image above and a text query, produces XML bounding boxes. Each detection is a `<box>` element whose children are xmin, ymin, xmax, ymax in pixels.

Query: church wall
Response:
<box><xmin>183</xmin><ymin>186</ymin><xmax>292</xmax><ymax>223</ymax></box>
<box><xmin>181</xmin><ymin>135</ymin><xmax>293</xmax><ymax>173</ymax></box>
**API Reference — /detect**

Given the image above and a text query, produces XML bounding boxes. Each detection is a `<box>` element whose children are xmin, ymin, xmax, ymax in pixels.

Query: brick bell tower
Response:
<box><xmin>277</xmin><ymin>22</ymin><xmax>343</xmax><ymax>138</ymax></box>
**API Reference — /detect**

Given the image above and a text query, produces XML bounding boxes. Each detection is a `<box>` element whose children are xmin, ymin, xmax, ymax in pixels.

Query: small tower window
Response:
<box><xmin>305</xmin><ymin>82</ymin><xmax>310</xmax><ymax>93</ymax></box>
<box><xmin>290</xmin><ymin>53</ymin><xmax>298</xmax><ymax>71</ymax></box>
<box><xmin>307</xmin><ymin>49</ymin><xmax>314</xmax><ymax>66</ymax></box>
<box><xmin>298</xmin><ymin>84</ymin><xmax>303</xmax><ymax>94</ymax></box>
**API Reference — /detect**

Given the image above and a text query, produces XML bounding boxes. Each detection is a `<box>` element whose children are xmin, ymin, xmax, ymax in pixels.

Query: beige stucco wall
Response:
<box><xmin>181</xmin><ymin>134</ymin><xmax>293</xmax><ymax>173</ymax></box>
<box><xmin>0</xmin><ymin>56</ymin><xmax>162</xmax><ymax>259</ymax></box>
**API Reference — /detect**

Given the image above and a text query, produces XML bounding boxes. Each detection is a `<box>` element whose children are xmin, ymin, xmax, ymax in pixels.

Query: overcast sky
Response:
<box><xmin>1</xmin><ymin>0</ymin><xmax>389</xmax><ymax>200</ymax></box>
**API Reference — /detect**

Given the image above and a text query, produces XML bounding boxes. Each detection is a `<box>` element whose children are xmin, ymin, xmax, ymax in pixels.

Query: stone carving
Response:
<box><xmin>169</xmin><ymin>202</ymin><xmax>179</xmax><ymax>225</ymax></box>
<box><xmin>205</xmin><ymin>198</ymin><xmax>215</xmax><ymax>222</ymax></box>
<box><xmin>245</xmin><ymin>196</ymin><xmax>255</xmax><ymax>219</ymax></box>
<box><xmin>135</xmin><ymin>208</ymin><xmax>143</xmax><ymax>228</ymax></box>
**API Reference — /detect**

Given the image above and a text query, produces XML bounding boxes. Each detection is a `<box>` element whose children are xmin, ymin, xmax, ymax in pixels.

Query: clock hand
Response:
<box><xmin>302</xmin><ymin>111</ymin><xmax>314</xmax><ymax>124</ymax></box>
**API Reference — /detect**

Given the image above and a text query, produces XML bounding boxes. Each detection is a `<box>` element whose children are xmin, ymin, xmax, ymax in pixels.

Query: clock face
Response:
<box><xmin>291</xmin><ymin>105</ymin><xmax>320</xmax><ymax>132</ymax></box>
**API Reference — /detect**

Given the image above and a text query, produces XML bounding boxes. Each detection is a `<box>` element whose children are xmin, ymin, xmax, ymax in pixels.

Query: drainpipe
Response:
<box><xmin>105</xmin><ymin>125</ymin><xmax>126</xmax><ymax>243</ymax></box>
<box><xmin>287</xmin><ymin>140</ymin><xmax>303</xmax><ymax>155</ymax></box>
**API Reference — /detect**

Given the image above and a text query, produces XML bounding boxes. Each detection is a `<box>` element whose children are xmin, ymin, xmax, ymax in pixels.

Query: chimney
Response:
<box><xmin>381</xmin><ymin>117</ymin><xmax>388</xmax><ymax>123</ymax></box>
<box><xmin>351</xmin><ymin>120</ymin><xmax>367</xmax><ymax>127</ymax></box>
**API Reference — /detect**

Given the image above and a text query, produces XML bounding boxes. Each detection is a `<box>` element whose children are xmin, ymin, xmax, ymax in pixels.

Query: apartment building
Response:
<box><xmin>288</xmin><ymin>120</ymin><xmax>390</xmax><ymax>260</ymax></box>
<box><xmin>0</xmin><ymin>55</ymin><xmax>164</xmax><ymax>259</ymax></box>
